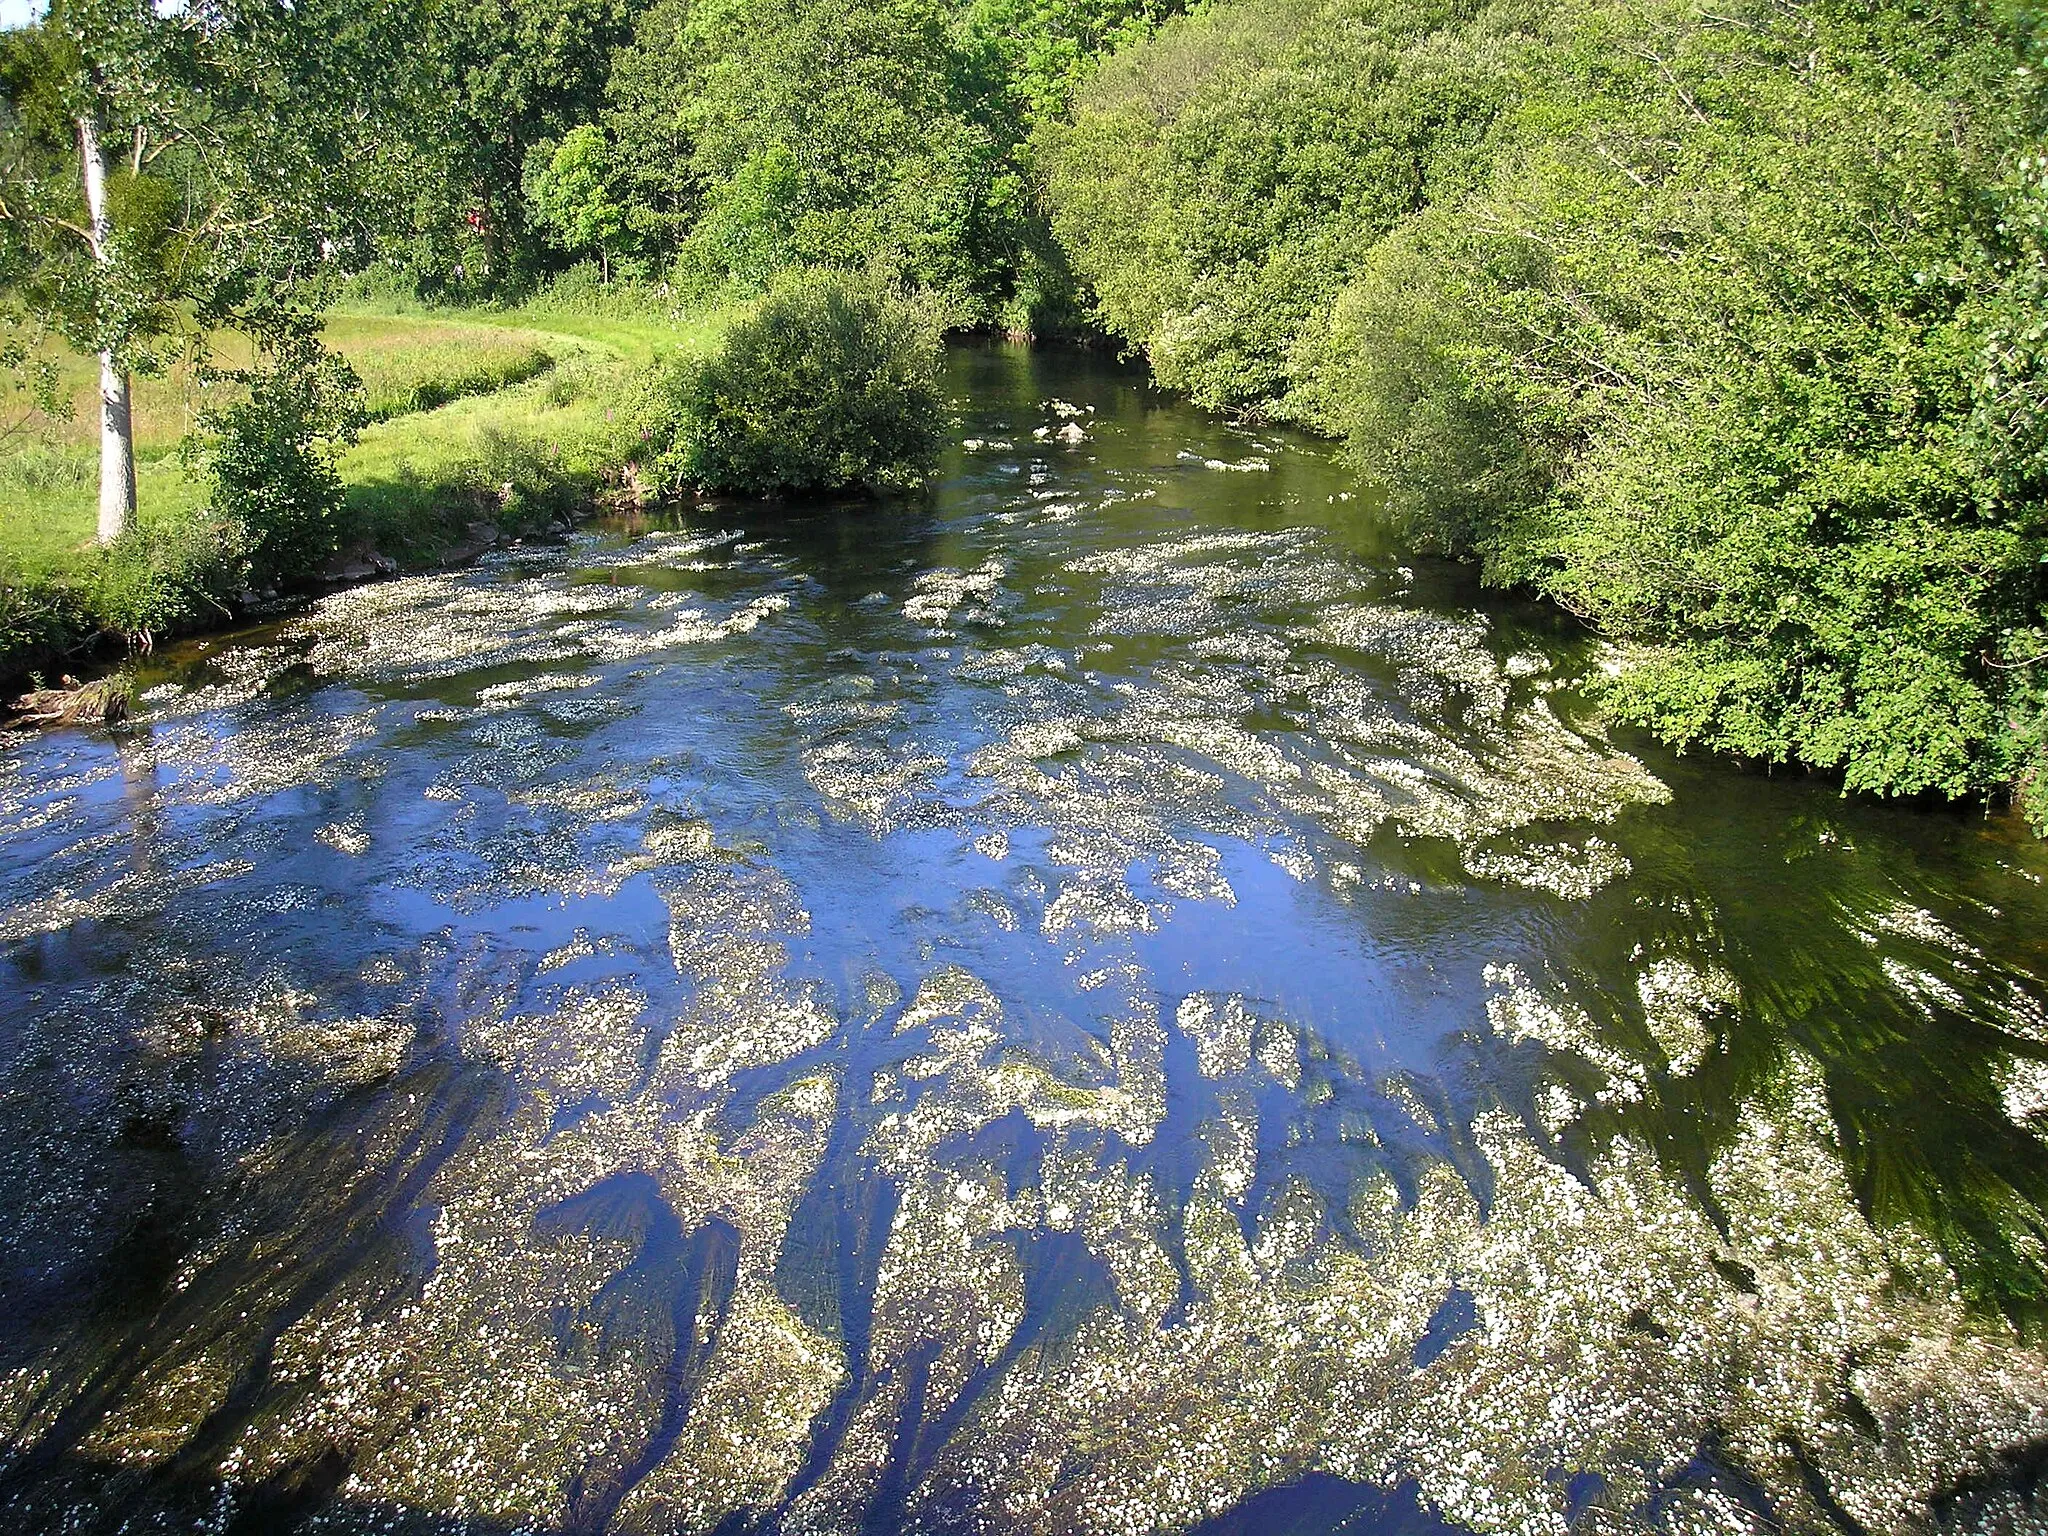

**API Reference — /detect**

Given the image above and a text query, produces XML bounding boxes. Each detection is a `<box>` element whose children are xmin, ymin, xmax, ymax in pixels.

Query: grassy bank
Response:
<box><xmin>0</xmin><ymin>292</ymin><xmax>731</xmax><ymax>684</ymax></box>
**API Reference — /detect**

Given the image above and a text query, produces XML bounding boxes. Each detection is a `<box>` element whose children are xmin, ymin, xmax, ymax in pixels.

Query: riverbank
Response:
<box><xmin>0</xmin><ymin>291</ymin><xmax>731</xmax><ymax>689</ymax></box>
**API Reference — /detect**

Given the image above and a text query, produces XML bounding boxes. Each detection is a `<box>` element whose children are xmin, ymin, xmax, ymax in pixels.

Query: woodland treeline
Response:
<box><xmin>1041</xmin><ymin>0</ymin><xmax>2048</xmax><ymax>820</ymax></box>
<box><xmin>2</xmin><ymin>0</ymin><xmax>2046</xmax><ymax>822</ymax></box>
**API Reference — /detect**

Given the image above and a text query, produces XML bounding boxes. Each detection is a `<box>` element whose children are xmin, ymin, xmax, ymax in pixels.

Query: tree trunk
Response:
<box><xmin>77</xmin><ymin>109</ymin><xmax>135</xmax><ymax>545</ymax></box>
<box><xmin>95</xmin><ymin>354</ymin><xmax>135</xmax><ymax>545</ymax></box>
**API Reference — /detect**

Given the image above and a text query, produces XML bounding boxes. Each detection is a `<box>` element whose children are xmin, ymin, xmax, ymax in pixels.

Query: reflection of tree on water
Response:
<box><xmin>1535</xmin><ymin>799</ymin><xmax>2048</xmax><ymax>1334</ymax></box>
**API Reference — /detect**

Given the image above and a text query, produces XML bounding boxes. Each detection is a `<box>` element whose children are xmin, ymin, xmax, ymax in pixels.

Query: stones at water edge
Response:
<box><xmin>315</xmin><ymin>546</ymin><xmax>400</xmax><ymax>585</ymax></box>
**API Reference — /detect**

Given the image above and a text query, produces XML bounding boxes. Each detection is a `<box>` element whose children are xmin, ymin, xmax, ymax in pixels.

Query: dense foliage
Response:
<box><xmin>546</xmin><ymin>0</ymin><xmax>1178</xmax><ymax>323</ymax></box>
<box><xmin>628</xmin><ymin>270</ymin><xmax>946</xmax><ymax>496</ymax></box>
<box><xmin>1040</xmin><ymin>0</ymin><xmax>2048</xmax><ymax>819</ymax></box>
<box><xmin>1036</xmin><ymin>0</ymin><xmax>1546</xmax><ymax>415</ymax></box>
<box><xmin>185</xmin><ymin>333</ymin><xmax>369</xmax><ymax>584</ymax></box>
<box><xmin>285</xmin><ymin>0</ymin><xmax>1174</xmax><ymax>319</ymax></box>
<box><xmin>394</xmin><ymin>0</ymin><xmax>637</xmax><ymax>292</ymax></box>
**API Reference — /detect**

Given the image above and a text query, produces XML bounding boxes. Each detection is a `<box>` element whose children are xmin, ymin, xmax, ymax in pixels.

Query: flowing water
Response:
<box><xmin>4</xmin><ymin>344</ymin><xmax>2048</xmax><ymax>1536</ymax></box>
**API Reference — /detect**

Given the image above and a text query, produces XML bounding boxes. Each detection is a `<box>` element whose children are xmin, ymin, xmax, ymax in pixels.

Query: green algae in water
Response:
<box><xmin>1</xmin><ymin>345</ymin><xmax>2047</xmax><ymax>1534</ymax></box>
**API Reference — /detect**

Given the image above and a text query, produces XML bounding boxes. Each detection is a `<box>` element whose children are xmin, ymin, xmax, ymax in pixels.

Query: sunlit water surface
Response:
<box><xmin>4</xmin><ymin>345</ymin><xmax>2048</xmax><ymax>1536</ymax></box>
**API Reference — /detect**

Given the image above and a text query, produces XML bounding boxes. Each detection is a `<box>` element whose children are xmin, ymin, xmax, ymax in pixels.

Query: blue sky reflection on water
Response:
<box><xmin>2</xmin><ymin>343</ymin><xmax>2047</xmax><ymax>1533</ymax></box>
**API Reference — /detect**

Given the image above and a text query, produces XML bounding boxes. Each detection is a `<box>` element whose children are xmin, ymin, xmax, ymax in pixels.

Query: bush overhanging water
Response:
<box><xmin>626</xmin><ymin>270</ymin><xmax>947</xmax><ymax>498</ymax></box>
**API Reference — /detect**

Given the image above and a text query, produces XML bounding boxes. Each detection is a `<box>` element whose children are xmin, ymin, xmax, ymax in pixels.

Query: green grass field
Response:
<box><xmin>327</xmin><ymin>296</ymin><xmax>728</xmax><ymax>557</ymax></box>
<box><xmin>9</xmin><ymin>313</ymin><xmax>562</xmax><ymax>460</ymax></box>
<box><xmin>0</xmin><ymin>295</ymin><xmax>727</xmax><ymax>562</ymax></box>
<box><xmin>0</xmin><ymin>290</ymin><xmax>732</xmax><ymax>678</ymax></box>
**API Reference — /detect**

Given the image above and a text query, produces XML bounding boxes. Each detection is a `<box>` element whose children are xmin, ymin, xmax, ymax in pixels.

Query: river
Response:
<box><xmin>2</xmin><ymin>343</ymin><xmax>2046</xmax><ymax>1535</ymax></box>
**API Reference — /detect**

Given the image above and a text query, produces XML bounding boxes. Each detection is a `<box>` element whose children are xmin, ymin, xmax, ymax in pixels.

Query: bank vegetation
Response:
<box><xmin>1</xmin><ymin>0</ymin><xmax>2044</xmax><ymax>830</ymax></box>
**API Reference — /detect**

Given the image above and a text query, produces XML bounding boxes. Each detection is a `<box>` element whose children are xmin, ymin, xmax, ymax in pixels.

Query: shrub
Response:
<box><xmin>82</xmin><ymin>510</ymin><xmax>252</xmax><ymax>647</ymax></box>
<box><xmin>465</xmin><ymin>424</ymin><xmax>591</xmax><ymax>527</ymax></box>
<box><xmin>185</xmin><ymin>333</ymin><xmax>369</xmax><ymax>584</ymax></box>
<box><xmin>0</xmin><ymin>505</ymin><xmax>254</xmax><ymax>677</ymax></box>
<box><xmin>629</xmin><ymin>269</ymin><xmax>946</xmax><ymax>498</ymax></box>
<box><xmin>0</xmin><ymin>555</ymin><xmax>85</xmax><ymax>671</ymax></box>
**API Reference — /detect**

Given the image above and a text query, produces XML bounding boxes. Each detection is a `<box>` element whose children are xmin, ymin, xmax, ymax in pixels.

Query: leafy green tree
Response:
<box><xmin>406</xmin><ymin>0</ymin><xmax>635</xmax><ymax>291</ymax></box>
<box><xmin>524</xmin><ymin>124</ymin><xmax>627</xmax><ymax>280</ymax></box>
<box><xmin>1329</xmin><ymin>0</ymin><xmax>2048</xmax><ymax>804</ymax></box>
<box><xmin>0</xmin><ymin>3</ymin><xmax>178</xmax><ymax>544</ymax></box>
<box><xmin>669</xmin><ymin>0</ymin><xmax>1006</xmax><ymax>299</ymax></box>
<box><xmin>596</xmin><ymin>0</ymin><xmax>1179</xmax><ymax>320</ymax></box>
<box><xmin>957</xmin><ymin>0</ymin><xmax>1183</xmax><ymax>129</ymax></box>
<box><xmin>598</xmin><ymin>0</ymin><xmax>705</xmax><ymax>261</ymax></box>
<box><xmin>0</xmin><ymin>0</ymin><xmax>432</xmax><ymax>541</ymax></box>
<box><xmin>1034</xmin><ymin>0</ymin><xmax>1546</xmax><ymax>417</ymax></box>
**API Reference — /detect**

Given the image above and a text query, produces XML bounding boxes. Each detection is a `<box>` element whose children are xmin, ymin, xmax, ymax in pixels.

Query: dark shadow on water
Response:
<box><xmin>1410</xmin><ymin>1284</ymin><xmax>1478</xmax><ymax>1369</ymax></box>
<box><xmin>0</xmin><ymin>1451</ymin><xmax>1480</xmax><ymax>1536</ymax></box>
<box><xmin>529</xmin><ymin>1176</ymin><xmax>742</xmax><ymax>1534</ymax></box>
<box><xmin>0</xmin><ymin>1448</ymin><xmax>532</xmax><ymax>1535</ymax></box>
<box><xmin>1183</xmin><ymin>1475</ymin><xmax>1467</xmax><ymax>1536</ymax></box>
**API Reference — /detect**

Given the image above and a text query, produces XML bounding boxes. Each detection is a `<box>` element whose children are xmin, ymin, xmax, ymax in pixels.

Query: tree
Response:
<box><xmin>598</xmin><ymin>0</ymin><xmax>705</xmax><ymax>262</ymax></box>
<box><xmin>1032</xmin><ymin>0</ymin><xmax>1545</xmax><ymax>419</ymax></box>
<box><xmin>0</xmin><ymin>0</ymin><xmax>436</xmax><ymax>544</ymax></box>
<box><xmin>410</xmin><ymin>0</ymin><xmax>636</xmax><ymax>291</ymax></box>
<box><xmin>1325</xmin><ymin>0</ymin><xmax>2048</xmax><ymax>805</ymax></box>
<box><xmin>668</xmin><ymin>0</ymin><xmax>998</xmax><ymax>295</ymax></box>
<box><xmin>596</xmin><ymin>0</ymin><xmax>1179</xmax><ymax>319</ymax></box>
<box><xmin>524</xmin><ymin>124</ymin><xmax>626</xmax><ymax>280</ymax></box>
<box><xmin>0</xmin><ymin>3</ymin><xmax>175</xmax><ymax>544</ymax></box>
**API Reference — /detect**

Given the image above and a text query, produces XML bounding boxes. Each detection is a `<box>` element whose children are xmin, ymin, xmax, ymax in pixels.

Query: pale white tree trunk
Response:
<box><xmin>95</xmin><ymin>353</ymin><xmax>135</xmax><ymax>546</ymax></box>
<box><xmin>77</xmin><ymin>109</ymin><xmax>136</xmax><ymax>545</ymax></box>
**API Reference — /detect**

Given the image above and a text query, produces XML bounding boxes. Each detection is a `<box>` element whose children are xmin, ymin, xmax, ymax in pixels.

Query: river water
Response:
<box><xmin>3</xmin><ymin>344</ymin><xmax>2047</xmax><ymax>1535</ymax></box>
